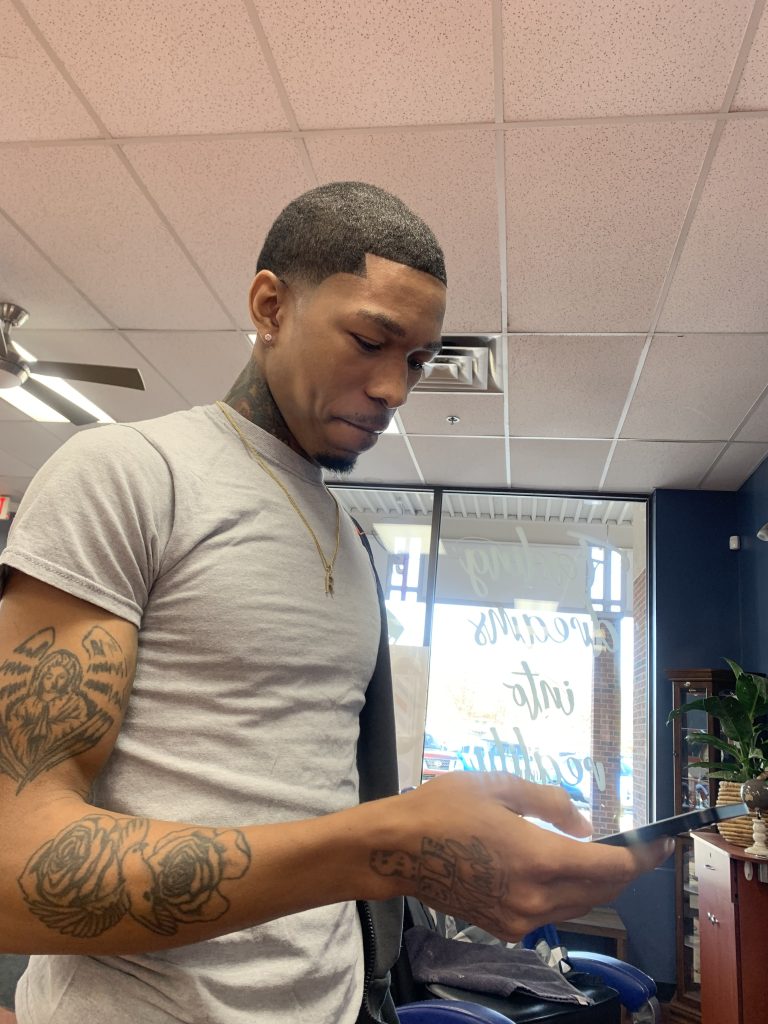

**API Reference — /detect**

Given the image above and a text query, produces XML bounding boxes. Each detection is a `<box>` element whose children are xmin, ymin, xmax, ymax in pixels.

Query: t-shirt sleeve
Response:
<box><xmin>0</xmin><ymin>424</ymin><xmax>174</xmax><ymax>627</ymax></box>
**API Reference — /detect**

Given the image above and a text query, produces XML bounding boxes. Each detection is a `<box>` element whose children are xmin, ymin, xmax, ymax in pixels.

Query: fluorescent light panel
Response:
<box><xmin>0</xmin><ymin>386</ymin><xmax>68</xmax><ymax>422</ymax></box>
<box><xmin>5</xmin><ymin>342</ymin><xmax>114</xmax><ymax>423</ymax></box>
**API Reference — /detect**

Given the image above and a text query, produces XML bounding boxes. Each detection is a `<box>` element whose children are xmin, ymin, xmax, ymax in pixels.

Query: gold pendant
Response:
<box><xmin>325</xmin><ymin>565</ymin><xmax>334</xmax><ymax>597</ymax></box>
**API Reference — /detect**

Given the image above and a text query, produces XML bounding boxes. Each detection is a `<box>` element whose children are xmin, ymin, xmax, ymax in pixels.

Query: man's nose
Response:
<box><xmin>365</xmin><ymin>361</ymin><xmax>411</xmax><ymax>409</ymax></box>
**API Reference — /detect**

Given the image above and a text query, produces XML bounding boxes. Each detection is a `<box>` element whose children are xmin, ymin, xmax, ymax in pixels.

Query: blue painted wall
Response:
<box><xmin>614</xmin><ymin>488</ymin><xmax>741</xmax><ymax>986</ymax></box>
<box><xmin>652</xmin><ymin>489</ymin><xmax>742</xmax><ymax>820</ymax></box>
<box><xmin>737</xmin><ymin>454</ymin><xmax>768</xmax><ymax>673</ymax></box>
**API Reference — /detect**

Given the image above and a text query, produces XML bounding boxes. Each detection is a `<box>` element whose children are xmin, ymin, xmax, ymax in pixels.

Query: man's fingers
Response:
<box><xmin>482</xmin><ymin>773</ymin><xmax>593</xmax><ymax>837</ymax></box>
<box><xmin>560</xmin><ymin>833</ymin><xmax>674</xmax><ymax>882</ymax></box>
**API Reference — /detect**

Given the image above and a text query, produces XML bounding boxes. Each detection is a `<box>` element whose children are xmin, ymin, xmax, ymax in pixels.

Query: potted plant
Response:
<box><xmin>668</xmin><ymin>659</ymin><xmax>768</xmax><ymax>846</ymax></box>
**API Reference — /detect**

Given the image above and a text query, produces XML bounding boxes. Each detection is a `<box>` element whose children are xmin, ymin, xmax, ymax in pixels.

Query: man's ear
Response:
<box><xmin>248</xmin><ymin>270</ymin><xmax>284</xmax><ymax>337</ymax></box>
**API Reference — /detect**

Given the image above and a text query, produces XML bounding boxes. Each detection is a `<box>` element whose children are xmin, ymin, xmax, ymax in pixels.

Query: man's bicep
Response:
<box><xmin>0</xmin><ymin>570</ymin><xmax>137</xmax><ymax>799</ymax></box>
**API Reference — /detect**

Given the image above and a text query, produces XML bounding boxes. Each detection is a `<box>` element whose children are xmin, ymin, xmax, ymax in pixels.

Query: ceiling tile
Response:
<box><xmin>732</xmin><ymin>6</ymin><xmax>768</xmax><ymax>111</ymax></box>
<box><xmin>0</xmin><ymin>445</ymin><xmax>37</xmax><ymax>477</ymax></box>
<box><xmin>0</xmin><ymin>214</ymin><xmax>108</xmax><ymax>329</ymax></box>
<box><xmin>0</xmin><ymin>476</ymin><xmax>34</xmax><ymax>502</ymax></box>
<box><xmin>21</xmin><ymin>0</ymin><xmax>288</xmax><ymax>135</ymax></box>
<box><xmin>502</xmin><ymin>0</ymin><xmax>753</xmax><ymax>120</ymax></box>
<box><xmin>0</xmin><ymin>145</ymin><xmax>230</xmax><ymax>330</ymax></box>
<box><xmin>324</xmin><ymin>436</ymin><xmax>421</xmax><ymax>486</ymax></box>
<box><xmin>700</xmin><ymin>442</ymin><xmax>768</xmax><ymax>490</ymax></box>
<box><xmin>16</xmin><ymin>329</ymin><xmax>189</xmax><ymax>423</ymax></box>
<box><xmin>126</xmin><ymin>331</ymin><xmax>251</xmax><ymax>407</ymax></box>
<box><xmin>307</xmin><ymin>130</ymin><xmax>500</xmax><ymax>333</ymax></box>
<box><xmin>507</xmin><ymin>438</ymin><xmax>610</xmax><ymax>491</ymax></box>
<box><xmin>124</xmin><ymin>138</ymin><xmax>313</xmax><ymax>328</ymax></box>
<box><xmin>659</xmin><ymin>120</ymin><xmax>768</xmax><ymax>332</ymax></box>
<box><xmin>736</xmin><ymin>387</ymin><xmax>768</xmax><ymax>442</ymax></box>
<box><xmin>504</xmin><ymin>121</ymin><xmax>713</xmax><ymax>331</ymax></box>
<box><xmin>399</xmin><ymin>394</ymin><xmax>504</xmax><ymax>437</ymax></box>
<box><xmin>0</xmin><ymin>0</ymin><xmax>99</xmax><ymax>141</ymax></box>
<box><xmin>603</xmin><ymin>440</ymin><xmax>724</xmax><ymax>492</ymax></box>
<box><xmin>506</xmin><ymin>335</ymin><xmax>645</xmax><ymax>437</ymax></box>
<box><xmin>623</xmin><ymin>334</ymin><xmax>768</xmax><ymax>441</ymax></box>
<box><xmin>409</xmin><ymin>437</ymin><xmax>507</xmax><ymax>487</ymax></box>
<box><xmin>36</xmin><ymin>421</ymin><xmax>86</xmax><ymax>442</ymax></box>
<box><xmin>258</xmin><ymin>0</ymin><xmax>494</xmax><ymax>129</ymax></box>
<box><xmin>0</xmin><ymin>420</ymin><xmax>70</xmax><ymax>471</ymax></box>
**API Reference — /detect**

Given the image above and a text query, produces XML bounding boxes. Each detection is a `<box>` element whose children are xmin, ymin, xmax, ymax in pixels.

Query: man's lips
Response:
<box><xmin>336</xmin><ymin>417</ymin><xmax>389</xmax><ymax>435</ymax></box>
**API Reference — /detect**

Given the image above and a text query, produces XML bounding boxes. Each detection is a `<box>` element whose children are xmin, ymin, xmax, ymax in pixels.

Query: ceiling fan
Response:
<box><xmin>0</xmin><ymin>301</ymin><xmax>145</xmax><ymax>425</ymax></box>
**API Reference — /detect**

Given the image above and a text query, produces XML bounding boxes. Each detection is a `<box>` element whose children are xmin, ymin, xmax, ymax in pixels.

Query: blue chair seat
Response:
<box><xmin>398</xmin><ymin>999</ymin><xmax>519</xmax><ymax>1023</ymax></box>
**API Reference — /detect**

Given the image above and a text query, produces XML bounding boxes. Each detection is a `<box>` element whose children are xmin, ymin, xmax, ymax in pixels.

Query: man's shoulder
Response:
<box><xmin>100</xmin><ymin>404</ymin><xmax>221</xmax><ymax>468</ymax></box>
<box><xmin>120</xmin><ymin>404</ymin><xmax>217</xmax><ymax>445</ymax></box>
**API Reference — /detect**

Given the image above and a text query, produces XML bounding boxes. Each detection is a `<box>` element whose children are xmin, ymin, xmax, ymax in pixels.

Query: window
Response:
<box><xmin>332</xmin><ymin>487</ymin><xmax>649</xmax><ymax>834</ymax></box>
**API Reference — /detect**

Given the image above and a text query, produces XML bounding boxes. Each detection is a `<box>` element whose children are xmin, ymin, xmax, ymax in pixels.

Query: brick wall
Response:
<box><xmin>632</xmin><ymin>569</ymin><xmax>648</xmax><ymax>826</ymax></box>
<box><xmin>590</xmin><ymin>619</ymin><xmax>621</xmax><ymax>835</ymax></box>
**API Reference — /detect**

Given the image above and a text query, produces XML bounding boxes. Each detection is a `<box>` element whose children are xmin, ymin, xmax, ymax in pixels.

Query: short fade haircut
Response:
<box><xmin>256</xmin><ymin>181</ymin><xmax>447</xmax><ymax>287</ymax></box>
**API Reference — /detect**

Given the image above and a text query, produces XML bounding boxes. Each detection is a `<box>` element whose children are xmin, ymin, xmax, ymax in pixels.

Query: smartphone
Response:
<box><xmin>595</xmin><ymin>802</ymin><xmax>749</xmax><ymax>846</ymax></box>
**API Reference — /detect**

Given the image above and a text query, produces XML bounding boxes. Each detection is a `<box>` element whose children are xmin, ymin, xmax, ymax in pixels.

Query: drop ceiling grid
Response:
<box><xmin>1</xmin><ymin>1</ymin><xmax>768</xmax><ymax>495</ymax></box>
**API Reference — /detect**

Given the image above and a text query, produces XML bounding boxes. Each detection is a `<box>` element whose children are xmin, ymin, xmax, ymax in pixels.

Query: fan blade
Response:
<box><xmin>31</xmin><ymin>362</ymin><xmax>145</xmax><ymax>390</ymax></box>
<box><xmin>22</xmin><ymin>378</ymin><xmax>99</xmax><ymax>426</ymax></box>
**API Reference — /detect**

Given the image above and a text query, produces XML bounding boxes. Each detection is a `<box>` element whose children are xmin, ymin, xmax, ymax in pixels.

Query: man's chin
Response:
<box><xmin>315</xmin><ymin>451</ymin><xmax>358</xmax><ymax>474</ymax></box>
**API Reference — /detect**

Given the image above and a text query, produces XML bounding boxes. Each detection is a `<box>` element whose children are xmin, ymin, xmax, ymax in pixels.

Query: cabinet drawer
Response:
<box><xmin>695</xmin><ymin>840</ymin><xmax>739</xmax><ymax>1024</ymax></box>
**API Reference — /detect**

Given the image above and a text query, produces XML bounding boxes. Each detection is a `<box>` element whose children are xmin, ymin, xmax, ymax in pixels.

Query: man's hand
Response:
<box><xmin>368</xmin><ymin>773</ymin><xmax>671</xmax><ymax>941</ymax></box>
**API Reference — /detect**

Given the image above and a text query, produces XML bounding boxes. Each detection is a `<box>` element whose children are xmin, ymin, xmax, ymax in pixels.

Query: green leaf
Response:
<box><xmin>685</xmin><ymin>732</ymin><xmax>737</xmax><ymax>756</ymax></box>
<box><xmin>668</xmin><ymin>695</ymin><xmax>734</xmax><ymax>722</ymax></box>
<box><xmin>724</xmin><ymin>657</ymin><xmax>746</xmax><ymax>679</ymax></box>
<box><xmin>707</xmin><ymin>768</ymin><xmax>750</xmax><ymax>781</ymax></box>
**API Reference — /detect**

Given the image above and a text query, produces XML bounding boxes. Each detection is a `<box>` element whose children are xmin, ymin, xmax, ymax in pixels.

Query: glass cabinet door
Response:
<box><xmin>679</xmin><ymin>689</ymin><xmax>712</xmax><ymax>811</ymax></box>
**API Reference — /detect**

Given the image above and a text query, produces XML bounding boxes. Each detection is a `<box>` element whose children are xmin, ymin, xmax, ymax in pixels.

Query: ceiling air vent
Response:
<box><xmin>415</xmin><ymin>334</ymin><xmax>501</xmax><ymax>393</ymax></box>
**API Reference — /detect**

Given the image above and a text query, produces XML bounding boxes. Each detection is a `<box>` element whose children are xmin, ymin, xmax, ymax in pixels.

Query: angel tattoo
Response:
<box><xmin>0</xmin><ymin>625</ymin><xmax>129</xmax><ymax>793</ymax></box>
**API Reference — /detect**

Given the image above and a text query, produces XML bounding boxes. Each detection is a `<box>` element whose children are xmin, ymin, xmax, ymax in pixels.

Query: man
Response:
<box><xmin>0</xmin><ymin>182</ymin><xmax>669</xmax><ymax>1023</ymax></box>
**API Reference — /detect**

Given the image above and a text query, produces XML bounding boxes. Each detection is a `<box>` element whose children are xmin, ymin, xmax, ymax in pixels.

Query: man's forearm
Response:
<box><xmin>0</xmin><ymin>793</ymin><xmax>398</xmax><ymax>955</ymax></box>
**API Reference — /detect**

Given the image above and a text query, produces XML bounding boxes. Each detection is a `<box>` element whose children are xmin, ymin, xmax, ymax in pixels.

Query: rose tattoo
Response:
<box><xmin>18</xmin><ymin>814</ymin><xmax>251</xmax><ymax>938</ymax></box>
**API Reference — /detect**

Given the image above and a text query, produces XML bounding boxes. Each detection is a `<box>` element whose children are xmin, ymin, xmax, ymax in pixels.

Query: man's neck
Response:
<box><xmin>223</xmin><ymin>359</ymin><xmax>308</xmax><ymax>460</ymax></box>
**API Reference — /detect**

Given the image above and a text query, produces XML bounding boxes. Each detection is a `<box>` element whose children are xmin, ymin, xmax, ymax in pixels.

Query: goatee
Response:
<box><xmin>315</xmin><ymin>452</ymin><xmax>357</xmax><ymax>473</ymax></box>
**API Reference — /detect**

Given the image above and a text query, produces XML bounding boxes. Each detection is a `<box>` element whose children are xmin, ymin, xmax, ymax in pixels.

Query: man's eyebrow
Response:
<box><xmin>357</xmin><ymin>309</ymin><xmax>406</xmax><ymax>337</ymax></box>
<box><xmin>357</xmin><ymin>309</ymin><xmax>442</xmax><ymax>352</ymax></box>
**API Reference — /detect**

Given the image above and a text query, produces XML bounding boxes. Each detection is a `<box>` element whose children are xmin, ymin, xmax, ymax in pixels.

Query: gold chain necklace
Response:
<box><xmin>216</xmin><ymin>401</ymin><xmax>341</xmax><ymax>596</ymax></box>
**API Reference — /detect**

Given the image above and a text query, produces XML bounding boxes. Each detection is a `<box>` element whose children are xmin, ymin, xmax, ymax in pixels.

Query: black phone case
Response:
<box><xmin>595</xmin><ymin>802</ymin><xmax>749</xmax><ymax>846</ymax></box>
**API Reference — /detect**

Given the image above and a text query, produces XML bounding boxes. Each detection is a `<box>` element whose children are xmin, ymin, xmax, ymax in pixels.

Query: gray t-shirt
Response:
<box><xmin>1</xmin><ymin>403</ymin><xmax>382</xmax><ymax>1024</ymax></box>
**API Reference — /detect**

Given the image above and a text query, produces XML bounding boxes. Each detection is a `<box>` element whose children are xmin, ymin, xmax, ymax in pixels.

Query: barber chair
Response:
<box><xmin>398</xmin><ymin>1002</ymin><xmax>524</xmax><ymax>1023</ymax></box>
<box><xmin>393</xmin><ymin>902</ymin><xmax>660</xmax><ymax>1024</ymax></box>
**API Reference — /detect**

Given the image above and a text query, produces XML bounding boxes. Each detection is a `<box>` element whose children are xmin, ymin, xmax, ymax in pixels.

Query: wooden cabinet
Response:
<box><xmin>667</xmin><ymin>668</ymin><xmax>733</xmax><ymax>1024</ymax></box>
<box><xmin>693</xmin><ymin>833</ymin><xmax>768</xmax><ymax>1024</ymax></box>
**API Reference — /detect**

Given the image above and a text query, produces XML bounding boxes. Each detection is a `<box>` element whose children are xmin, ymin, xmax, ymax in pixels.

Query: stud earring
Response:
<box><xmin>263</xmin><ymin>332</ymin><xmax>273</xmax><ymax>343</ymax></box>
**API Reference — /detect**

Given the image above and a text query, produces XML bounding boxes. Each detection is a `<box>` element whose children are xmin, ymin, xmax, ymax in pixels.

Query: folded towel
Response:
<box><xmin>404</xmin><ymin>927</ymin><xmax>591</xmax><ymax>1005</ymax></box>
